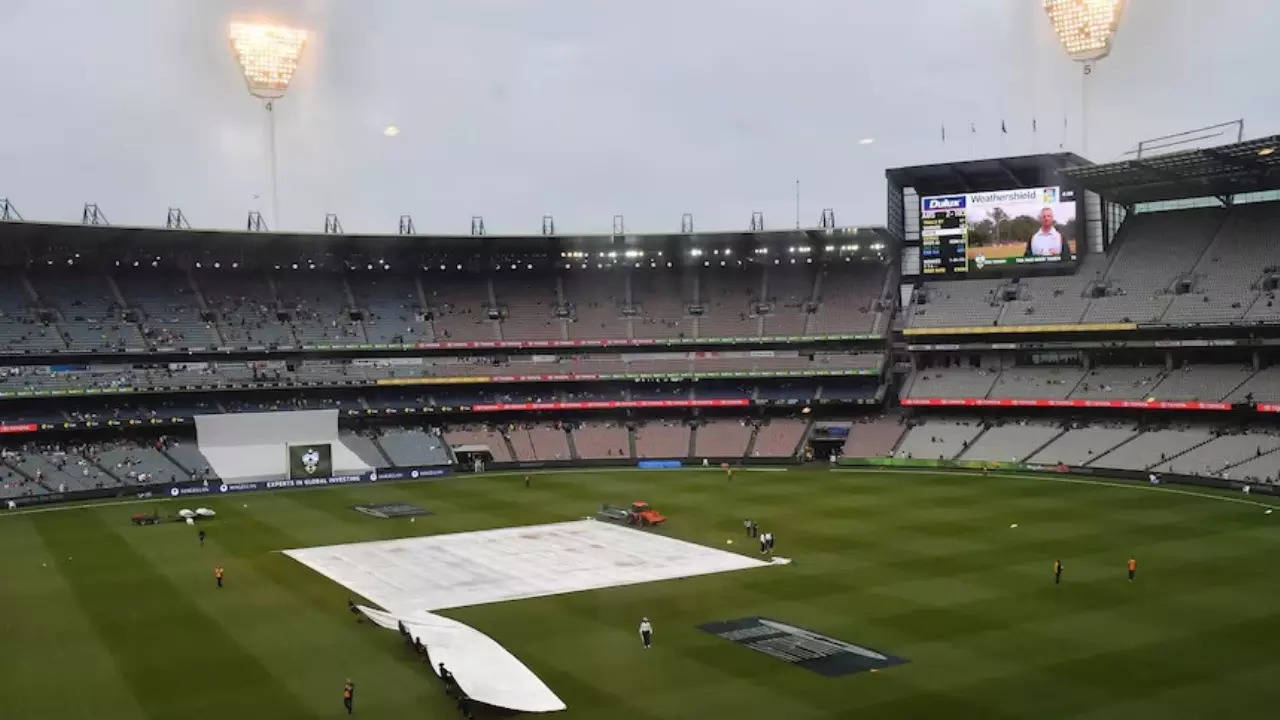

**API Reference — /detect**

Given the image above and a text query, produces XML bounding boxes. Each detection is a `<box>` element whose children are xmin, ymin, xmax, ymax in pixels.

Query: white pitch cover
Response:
<box><xmin>283</xmin><ymin>519</ymin><xmax>771</xmax><ymax>612</ymax></box>
<box><xmin>359</xmin><ymin>605</ymin><xmax>567</xmax><ymax>713</ymax></box>
<box><xmin>285</xmin><ymin>520</ymin><xmax>781</xmax><ymax>714</ymax></box>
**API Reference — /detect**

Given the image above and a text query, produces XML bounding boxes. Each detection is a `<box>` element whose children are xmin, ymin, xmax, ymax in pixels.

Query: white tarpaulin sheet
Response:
<box><xmin>283</xmin><ymin>519</ymin><xmax>771</xmax><ymax>612</ymax></box>
<box><xmin>358</xmin><ymin>605</ymin><xmax>567</xmax><ymax>713</ymax></box>
<box><xmin>285</xmin><ymin>520</ymin><xmax>777</xmax><ymax>714</ymax></box>
<box><xmin>195</xmin><ymin>409</ymin><xmax>370</xmax><ymax>482</ymax></box>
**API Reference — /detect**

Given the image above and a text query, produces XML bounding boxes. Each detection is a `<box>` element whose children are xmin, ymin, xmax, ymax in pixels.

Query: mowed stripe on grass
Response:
<box><xmin>3</xmin><ymin>468</ymin><xmax>1278</xmax><ymax>719</ymax></box>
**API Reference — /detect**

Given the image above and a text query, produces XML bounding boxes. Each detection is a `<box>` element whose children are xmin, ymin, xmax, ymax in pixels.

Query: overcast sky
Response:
<box><xmin>1</xmin><ymin>0</ymin><xmax>1276</xmax><ymax>235</ymax></box>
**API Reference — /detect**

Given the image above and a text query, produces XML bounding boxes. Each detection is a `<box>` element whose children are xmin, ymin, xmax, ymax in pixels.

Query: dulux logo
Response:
<box><xmin>925</xmin><ymin>196</ymin><xmax>965</xmax><ymax>211</ymax></box>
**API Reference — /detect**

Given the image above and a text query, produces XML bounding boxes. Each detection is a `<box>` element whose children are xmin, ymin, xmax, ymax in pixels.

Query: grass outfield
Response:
<box><xmin>2</xmin><ymin>468</ymin><xmax>1277</xmax><ymax>719</ymax></box>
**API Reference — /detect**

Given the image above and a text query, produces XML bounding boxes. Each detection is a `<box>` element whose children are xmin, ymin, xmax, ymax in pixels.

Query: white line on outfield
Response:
<box><xmin>1</xmin><ymin>495</ymin><xmax>177</xmax><ymax>518</ymax></box>
<box><xmin>480</xmin><ymin>466</ymin><xmax>790</xmax><ymax>479</ymax></box>
<box><xmin>1</xmin><ymin>466</ymin><xmax>797</xmax><ymax>518</ymax></box>
<box><xmin>831</xmin><ymin>468</ymin><xmax>1279</xmax><ymax>511</ymax></box>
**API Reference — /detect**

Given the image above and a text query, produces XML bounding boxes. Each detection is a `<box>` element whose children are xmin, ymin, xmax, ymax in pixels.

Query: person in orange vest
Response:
<box><xmin>1127</xmin><ymin>557</ymin><xmax>1137</xmax><ymax>582</ymax></box>
<box><xmin>215</xmin><ymin>565</ymin><xmax>224</xmax><ymax>589</ymax></box>
<box><xmin>343</xmin><ymin>679</ymin><xmax>354</xmax><ymax>714</ymax></box>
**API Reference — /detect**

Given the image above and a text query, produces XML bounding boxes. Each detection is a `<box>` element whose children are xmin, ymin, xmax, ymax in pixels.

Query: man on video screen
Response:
<box><xmin>1025</xmin><ymin>207</ymin><xmax>1066</xmax><ymax>257</ymax></box>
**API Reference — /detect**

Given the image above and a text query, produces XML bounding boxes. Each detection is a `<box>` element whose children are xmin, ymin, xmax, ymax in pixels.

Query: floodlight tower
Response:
<box><xmin>1043</xmin><ymin>0</ymin><xmax>1125</xmax><ymax>158</ymax></box>
<box><xmin>229</xmin><ymin>22</ymin><xmax>308</xmax><ymax>230</ymax></box>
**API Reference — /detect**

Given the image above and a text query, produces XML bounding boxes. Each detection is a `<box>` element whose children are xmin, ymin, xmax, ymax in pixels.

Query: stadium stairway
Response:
<box><xmin>1144</xmin><ymin>434</ymin><xmax>1219</xmax><ymax>472</ymax></box>
<box><xmin>796</xmin><ymin>417</ymin><xmax>815</xmax><ymax>458</ymax></box>
<box><xmin>0</xmin><ymin>460</ymin><xmax>53</xmax><ymax>494</ymax></box>
<box><xmin>565</xmin><ymin>429</ymin><xmax>580</xmax><ymax>461</ymax></box>
<box><xmin>159</xmin><ymin>445</ymin><xmax>195</xmax><ymax>476</ymax></box>
<box><xmin>1221</xmin><ymin>369</ymin><xmax>1261</xmax><ymax>403</ymax></box>
<box><xmin>105</xmin><ymin>274</ymin><xmax>150</xmax><ymax>348</ymax></box>
<box><xmin>954</xmin><ymin>424</ymin><xmax>990</xmax><ymax>461</ymax></box>
<box><xmin>992</xmin><ymin>302</ymin><xmax>1010</xmax><ymax>328</ymax></box>
<box><xmin>186</xmin><ymin>271</ymin><xmax>226</xmax><ymax>346</ymax></box>
<box><xmin>1153</xmin><ymin>211</ymin><xmax>1233</xmax><ymax>324</ymax></box>
<box><xmin>687</xmin><ymin>425</ymin><xmax>698</xmax><ymax>459</ymax></box>
<box><xmin>370</xmin><ymin>434</ymin><xmax>397</xmax><ymax>466</ymax></box>
<box><xmin>1241</xmin><ymin>292</ymin><xmax>1271</xmax><ymax>320</ymax></box>
<box><xmin>501</xmin><ymin>431</ymin><xmax>519</xmax><ymax>463</ymax></box>
<box><xmin>410</xmin><ymin>273</ymin><xmax>440</xmax><ymax>340</ymax></box>
<box><xmin>744</xmin><ymin>424</ymin><xmax>761</xmax><ymax>457</ymax></box>
<box><xmin>105</xmin><ymin>273</ymin><xmax>129</xmax><ymax>309</ymax></box>
<box><xmin>1220</xmin><ymin>443</ymin><xmax>1280</xmax><ymax>474</ymax></box>
<box><xmin>1019</xmin><ymin>426</ymin><xmax>1069</xmax><ymax>464</ymax></box>
<box><xmin>800</xmin><ymin>270</ymin><xmax>823</xmax><ymax>336</ymax></box>
<box><xmin>19</xmin><ymin>272</ymin><xmax>42</xmax><ymax>306</ymax></box>
<box><xmin>1064</xmin><ymin>369</ymin><xmax>1091</xmax><ymax>398</ymax></box>
<box><xmin>339</xmin><ymin>275</ymin><xmax>372</xmax><ymax>344</ymax></box>
<box><xmin>89</xmin><ymin>455</ymin><xmax>125</xmax><ymax>485</ymax></box>
<box><xmin>627</xmin><ymin>426</ymin><xmax>638</xmax><ymax>459</ymax></box>
<box><xmin>1082</xmin><ymin>431</ymin><xmax>1145</xmax><ymax>467</ymax></box>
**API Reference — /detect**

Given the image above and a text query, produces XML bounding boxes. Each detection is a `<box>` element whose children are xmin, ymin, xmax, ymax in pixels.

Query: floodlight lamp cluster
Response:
<box><xmin>1043</xmin><ymin>0</ymin><xmax>1125</xmax><ymax>61</ymax></box>
<box><xmin>229</xmin><ymin>22</ymin><xmax>308</xmax><ymax>98</ymax></box>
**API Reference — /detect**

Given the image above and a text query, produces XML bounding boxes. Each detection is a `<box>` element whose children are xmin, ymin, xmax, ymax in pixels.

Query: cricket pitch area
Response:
<box><xmin>282</xmin><ymin>519</ymin><xmax>778</xmax><ymax>713</ymax></box>
<box><xmin>283</xmin><ymin>518</ymin><xmax>774</xmax><ymax>613</ymax></box>
<box><xmin>9</xmin><ymin>468</ymin><xmax>1277</xmax><ymax>718</ymax></box>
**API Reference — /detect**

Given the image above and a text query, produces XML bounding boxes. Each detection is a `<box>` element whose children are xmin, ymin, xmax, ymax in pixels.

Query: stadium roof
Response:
<box><xmin>1060</xmin><ymin>135</ymin><xmax>1280</xmax><ymax>205</ymax></box>
<box><xmin>885</xmin><ymin>152</ymin><xmax>1090</xmax><ymax>196</ymax></box>
<box><xmin>0</xmin><ymin>219</ymin><xmax>893</xmax><ymax>261</ymax></box>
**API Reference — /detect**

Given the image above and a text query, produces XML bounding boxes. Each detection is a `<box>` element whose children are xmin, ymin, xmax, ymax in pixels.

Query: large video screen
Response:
<box><xmin>920</xmin><ymin>186</ymin><xmax>1078</xmax><ymax>275</ymax></box>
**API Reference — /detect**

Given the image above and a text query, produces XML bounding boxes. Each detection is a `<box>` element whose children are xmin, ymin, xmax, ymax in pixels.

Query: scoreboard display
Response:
<box><xmin>920</xmin><ymin>186</ymin><xmax>1078</xmax><ymax>276</ymax></box>
<box><xmin>920</xmin><ymin>196</ymin><xmax>969</xmax><ymax>274</ymax></box>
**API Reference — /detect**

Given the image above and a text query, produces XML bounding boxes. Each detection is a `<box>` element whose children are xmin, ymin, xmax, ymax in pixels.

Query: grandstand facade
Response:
<box><xmin>5</xmin><ymin>135</ymin><xmax>1280</xmax><ymax>505</ymax></box>
<box><xmin>891</xmin><ymin>136</ymin><xmax>1280</xmax><ymax>490</ymax></box>
<box><xmin>0</xmin><ymin>220</ymin><xmax>894</xmax><ymax>504</ymax></box>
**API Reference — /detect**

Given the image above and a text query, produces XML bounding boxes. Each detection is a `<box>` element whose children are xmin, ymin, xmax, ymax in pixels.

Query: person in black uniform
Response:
<box><xmin>1054</xmin><ymin>559</ymin><xmax>1063</xmax><ymax>585</ymax></box>
<box><xmin>198</xmin><ymin>529</ymin><xmax>206</xmax><ymax>546</ymax></box>
<box><xmin>343</xmin><ymin>679</ymin><xmax>354</xmax><ymax>714</ymax></box>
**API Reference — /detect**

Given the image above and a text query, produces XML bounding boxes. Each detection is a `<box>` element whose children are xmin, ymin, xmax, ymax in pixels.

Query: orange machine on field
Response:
<box><xmin>597</xmin><ymin>500</ymin><xmax>667</xmax><ymax>527</ymax></box>
<box><xmin>627</xmin><ymin>501</ymin><xmax>666</xmax><ymax>526</ymax></box>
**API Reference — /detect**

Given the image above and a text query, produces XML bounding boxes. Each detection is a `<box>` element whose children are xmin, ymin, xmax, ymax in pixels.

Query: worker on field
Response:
<box><xmin>524</xmin><ymin>474</ymin><xmax>531</xmax><ymax>488</ymax></box>
<box><xmin>639</xmin><ymin>617</ymin><xmax>654</xmax><ymax>649</ymax></box>
<box><xmin>198</xmin><ymin>529</ymin><xmax>206</xmax><ymax>547</ymax></box>
<box><xmin>743</xmin><ymin>518</ymin><xmax>752</xmax><ymax>537</ymax></box>
<box><xmin>1127</xmin><ymin>557</ymin><xmax>1137</xmax><ymax>582</ymax></box>
<box><xmin>1054</xmin><ymin>559</ymin><xmax>1063</xmax><ymax>585</ymax></box>
<box><xmin>343</xmin><ymin>679</ymin><xmax>354</xmax><ymax>714</ymax></box>
<box><xmin>214</xmin><ymin>565</ymin><xmax>224</xmax><ymax>589</ymax></box>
